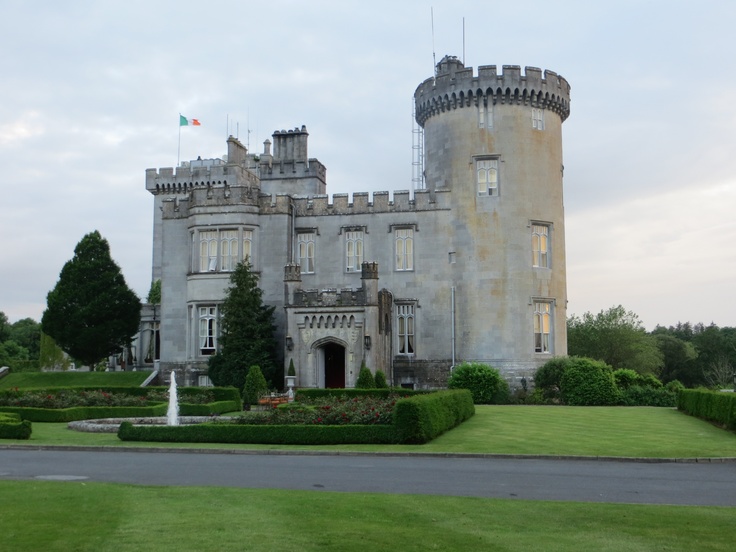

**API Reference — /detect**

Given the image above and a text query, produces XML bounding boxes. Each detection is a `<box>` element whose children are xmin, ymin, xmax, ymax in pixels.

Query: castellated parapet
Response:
<box><xmin>258</xmin><ymin>189</ymin><xmax>450</xmax><ymax>215</ymax></box>
<box><xmin>414</xmin><ymin>55</ymin><xmax>571</xmax><ymax>126</ymax></box>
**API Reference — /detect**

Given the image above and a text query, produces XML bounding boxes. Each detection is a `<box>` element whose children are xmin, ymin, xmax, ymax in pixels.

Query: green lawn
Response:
<box><xmin>0</xmin><ymin>371</ymin><xmax>151</xmax><ymax>389</ymax></box>
<box><xmin>4</xmin><ymin>406</ymin><xmax>735</xmax><ymax>458</ymax></box>
<box><xmin>1</xmin><ymin>480</ymin><xmax>733</xmax><ymax>552</ymax></box>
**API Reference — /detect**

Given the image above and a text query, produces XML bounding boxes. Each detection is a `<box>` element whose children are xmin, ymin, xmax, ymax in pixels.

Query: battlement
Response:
<box><xmin>145</xmin><ymin>163</ymin><xmax>258</xmax><ymax>195</ymax></box>
<box><xmin>258</xmin><ymin>189</ymin><xmax>451</xmax><ymax>215</ymax></box>
<box><xmin>414</xmin><ymin>55</ymin><xmax>571</xmax><ymax>125</ymax></box>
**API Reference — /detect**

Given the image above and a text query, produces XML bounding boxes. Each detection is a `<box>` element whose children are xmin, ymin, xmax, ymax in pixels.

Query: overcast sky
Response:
<box><xmin>1</xmin><ymin>0</ymin><xmax>734</xmax><ymax>330</ymax></box>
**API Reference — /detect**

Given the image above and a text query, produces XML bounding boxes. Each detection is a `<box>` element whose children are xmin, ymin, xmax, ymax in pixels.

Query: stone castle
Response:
<box><xmin>134</xmin><ymin>55</ymin><xmax>571</xmax><ymax>389</ymax></box>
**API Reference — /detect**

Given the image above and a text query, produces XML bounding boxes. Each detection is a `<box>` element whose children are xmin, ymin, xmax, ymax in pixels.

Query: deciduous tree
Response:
<box><xmin>41</xmin><ymin>231</ymin><xmax>141</xmax><ymax>368</ymax></box>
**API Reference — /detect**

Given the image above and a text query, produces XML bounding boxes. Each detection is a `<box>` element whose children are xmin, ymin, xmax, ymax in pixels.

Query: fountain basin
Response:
<box><xmin>68</xmin><ymin>416</ymin><xmax>214</xmax><ymax>433</ymax></box>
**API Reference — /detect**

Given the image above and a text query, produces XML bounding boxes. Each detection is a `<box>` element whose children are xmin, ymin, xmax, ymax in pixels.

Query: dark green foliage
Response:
<box><xmin>560</xmin><ymin>358</ymin><xmax>620</xmax><ymax>406</ymax></box>
<box><xmin>567</xmin><ymin>305</ymin><xmax>663</xmax><ymax>374</ymax></box>
<box><xmin>295</xmin><ymin>388</ymin><xmax>428</xmax><ymax>400</ymax></box>
<box><xmin>0</xmin><ymin>413</ymin><xmax>31</xmax><ymax>439</ymax></box>
<box><xmin>640</xmin><ymin>374</ymin><xmax>663</xmax><ymax>388</ymax></box>
<box><xmin>0</xmin><ymin>312</ymin><xmax>9</xmax><ymax>343</ymax></box>
<box><xmin>355</xmin><ymin>363</ymin><xmax>375</xmax><ymax>389</ymax></box>
<box><xmin>678</xmin><ymin>389</ymin><xmax>736</xmax><ymax>430</ymax></box>
<box><xmin>618</xmin><ymin>386</ymin><xmax>677</xmax><ymax>407</ymax></box>
<box><xmin>38</xmin><ymin>332</ymin><xmax>70</xmax><ymax>371</ymax></box>
<box><xmin>374</xmin><ymin>369</ymin><xmax>388</xmax><ymax>388</ymax></box>
<box><xmin>0</xmin><ymin>404</ymin><xmax>167</xmax><ymax>422</ymax></box>
<box><xmin>41</xmin><ymin>231</ymin><xmax>142</xmax><ymax>368</ymax></box>
<box><xmin>448</xmin><ymin>362</ymin><xmax>509</xmax><ymax>404</ymax></box>
<box><xmin>534</xmin><ymin>356</ymin><xmax>573</xmax><ymax>400</ymax></box>
<box><xmin>242</xmin><ymin>365</ymin><xmax>269</xmax><ymax>405</ymax></box>
<box><xmin>665</xmin><ymin>380</ymin><xmax>685</xmax><ymax>393</ymax></box>
<box><xmin>207</xmin><ymin>261</ymin><xmax>278</xmax><ymax>389</ymax></box>
<box><xmin>6</xmin><ymin>318</ymin><xmax>41</xmax><ymax>360</ymax></box>
<box><xmin>392</xmin><ymin>390</ymin><xmax>475</xmax><ymax>444</ymax></box>
<box><xmin>652</xmin><ymin>332</ymin><xmax>699</xmax><ymax>385</ymax></box>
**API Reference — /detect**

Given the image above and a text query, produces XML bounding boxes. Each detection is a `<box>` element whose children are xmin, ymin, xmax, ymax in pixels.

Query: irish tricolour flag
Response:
<box><xmin>180</xmin><ymin>115</ymin><xmax>201</xmax><ymax>126</ymax></box>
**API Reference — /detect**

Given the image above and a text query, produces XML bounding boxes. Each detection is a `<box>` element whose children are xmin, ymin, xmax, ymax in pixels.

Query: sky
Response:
<box><xmin>1</xmin><ymin>0</ymin><xmax>735</xmax><ymax>330</ymax></box>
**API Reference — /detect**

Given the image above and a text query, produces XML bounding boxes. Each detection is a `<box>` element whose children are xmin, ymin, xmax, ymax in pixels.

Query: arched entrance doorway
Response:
<box><xmin>323</xmin><ymin>342</ymin><xmax>346</xmax><ymax>388</ymax></box>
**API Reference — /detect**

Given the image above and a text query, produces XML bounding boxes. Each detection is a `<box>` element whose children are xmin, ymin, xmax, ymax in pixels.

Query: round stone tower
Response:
<box><xmin>414</xmin><ymin>55</ymin><xmax>571</xmax><ymax>378</ymax></box>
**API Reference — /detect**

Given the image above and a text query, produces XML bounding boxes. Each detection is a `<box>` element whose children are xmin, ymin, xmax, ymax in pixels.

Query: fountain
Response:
<box><xmin>167</xmin><ymin>371</ymin><xmax>179</xmax><ymax>426</ymax></box>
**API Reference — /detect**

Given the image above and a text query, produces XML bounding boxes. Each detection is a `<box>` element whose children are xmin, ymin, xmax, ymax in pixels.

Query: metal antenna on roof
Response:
<box><xmin>462</xmin><ymin>17</ymin><xmax>465</xmax><ymax>64</ymax></box>
<box><xmin>431</xmin><ymin>7</ymin><xmax>437</xmax><ymax>78</ymax></box>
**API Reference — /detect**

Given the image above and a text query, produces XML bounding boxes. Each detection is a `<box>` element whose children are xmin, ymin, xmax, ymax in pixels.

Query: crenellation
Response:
<box><xmin>352</xmin><ymin>192</ymin><xmax>370</xmax><ymax>210</ymax></box>
<box><xmin>331</xmin><ymin>194</ymin><xmax>349</xmax><ymax>212</ymax></box>
<box><xmin>391</xmin><ymin>191</ymin><xmax>411</xmax><ymax>211</ymax></box>
<box><xmin>373</xmin><ymin>191</ymin><xmax>389</xmax><ymax>210</ymax></box>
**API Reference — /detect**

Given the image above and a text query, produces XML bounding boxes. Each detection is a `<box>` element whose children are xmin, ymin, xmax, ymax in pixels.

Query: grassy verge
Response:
<box><xmin>4</xmin><ymin>406</ymin><xmax>736</xmax><ymax>458</ymax></box>
<box><xmin>1</xmin><ymin>480</ymin><xmax>733</xmax><ymax>552</ymax></box>
<box><xmin>0</xmin><ymin>371</ymin><xmax>151</xmax><ymax>389</ymax></box>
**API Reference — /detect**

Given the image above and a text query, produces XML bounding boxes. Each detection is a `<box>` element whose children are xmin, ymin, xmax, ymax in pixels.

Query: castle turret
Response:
<box><xmin>413</xmin><ymin>56</ymin><xmax>570</xmax><ymax>378</ymax></box>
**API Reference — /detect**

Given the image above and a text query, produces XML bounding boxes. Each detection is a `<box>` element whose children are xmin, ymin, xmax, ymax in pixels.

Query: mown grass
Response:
<box><xmin>0</xmin><ymin>371</ymin><xmax>151</xmax><ymax>389</ymax></box>
<box><xmin>1</xmin><ymin>480</ymin><xmax>733</xmax><ymax>552</ymax></box>
<box><xmin>4</xmin><ymin>406</ymin><xmax>736</xmax><ymax>458</ymax></box>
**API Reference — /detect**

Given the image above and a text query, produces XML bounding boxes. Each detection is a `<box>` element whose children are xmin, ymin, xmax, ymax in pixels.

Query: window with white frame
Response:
<box><xmin>532</xmin><ymin>108</ymin><xmax>545</xmax><ymax>130</ymax></box>
<box><xmin>532</xmin><ymin>224</ymin><xmax>550</xmax><ymax>268</ymax></box>
<box><xmin>478</xmin><ymin>102</ymin><xmax>493</xmax><ymax>130</ymax></box>
<box><xmin>198</xmin><ymin>375</ymin><xmax>214</xmax><ymax>387</ymax></box>
<box><xmin>345</xmin><ymin>230</ymin><xmax>364</xmax><ymax>272</ymax></box>
<box><xmin>477</xmin><ymin>158</ymin><xmax>499</xmax><ymax>196</ymax></box>
<box><xmin>395</xmin><ymin>228</ymin><xmax>414</xmax><ymax>271</ymax></box>
<box><xmin>533</xmin><ymin>301</ymin><xmax>552</xmax><ymax>354</ymax></box>
<box><xmin>297</xmin><ymin>232</ymin><xmax>315</xmax><ymax>274</ymax></box>
<box><xmin>200</xmin><ymin>231</ymin><xmax>218</xmax><ymax>272</ymax></box>
<box><xmin>198</xmin><ymin>306</ymin><xmax>218</xmax><ymax>356</ymax></box>
<box><xmin>196</xmin><ymin>228</ymin><xmax>252</xmax><ymax>273</ymax></box>
<box><xmin>220</xmin><ymin>230</ymin><xmax>238</xmax><ymax>272</ymax></box>
<box><xmin>397</xmin><ymin>303</ymin><xmax>415</xmax><ymax>355</ymax></box>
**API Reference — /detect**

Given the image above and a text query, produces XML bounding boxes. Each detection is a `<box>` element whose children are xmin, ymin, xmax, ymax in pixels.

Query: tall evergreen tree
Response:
<box><xmin>41</xmin><ymin>231</ymin><xmax>141</xmax><ymax>368</ymax></box>
<box><xmin>208</xmin><ymin>260</ymin><xmax>278</xmax><ymax>390</ymax></box>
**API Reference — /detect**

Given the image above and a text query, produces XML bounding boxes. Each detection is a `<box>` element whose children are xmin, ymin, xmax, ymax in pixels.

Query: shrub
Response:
<box><xmin>0</xmin><ymin>414</ymin><xmax>32</xmax><ymax>439</ymax></box>
<box><xmin>287</xmin><ymin>359</ymin><xmax>296</xmax><ymax>377</ymax></box>
<box><xmin>665</xmin><ymin>380</ymin><xmax>685</xmax><ymax>393</ymax></box>
<box><xmin>613</xmin><ymin>369</ymin><xmax>641</xmax><ymax>389</ymax></box>
<box><xmin>618</xmin><ymin>385</ymin><xmax>677</xmax><ymax>407</ymax></box>
<box><xmin>393</xmin><ymin>390</ymin><xmax>475</xmax><ymax>443</ymax></box>
<box><xmin>242</xmin><ymin>365</ymin><xmax>269</xmax><ymax>406</ymax></box>
<box><xmin>374</xmin><ymin>370</ymin><xmax>388</xmax><ymax>389</ymax></box>
<box><xmin>640</xmin><ymin>374</ymin><xmax>663</xmax><ymax>388</ymax></box>
<box><xmin>448</xmin><ymin>362</ymin><xmax>509</xmax><ymax>404</ymax></box>
<box><xmin>534</xmin><ymin>357</ymin><xmax>572</xmax><ymax>400</ymax></box>
<box><xmin>355</xmin><ymin>363</ymin><xmax>375</xmax><ymax>389</ymax></box>
<box><xmin>678</xmin><ymin>388</ymin><xmax>736</xmax><ymax>430</ymax></box>
<box><xmin>560</xmin><ymin>358</ymin><xmax>619</xmax><ymax>406</ymax></box>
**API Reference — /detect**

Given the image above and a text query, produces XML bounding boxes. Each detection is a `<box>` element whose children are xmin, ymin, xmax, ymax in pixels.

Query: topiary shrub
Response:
<box><xmin>287</xmin><ymin>359</ymin><xmax>296</xmax><ymax>377</ymax></box>
<box><xmin>242</xmin><ymin>365</ymin><xmax>269</xmax><ymax>406</ymax></box>
<box><xmin>448</xmin><ymin>362</ymin><xmax>509</xmax><ymax>404</ymax></box>
<box><xmin>355</xmin><ymin>363</ymin><xmax>375</xmax><ymax>389</ymax></box>
<box><xmin>534</xmin><ymin>357</ymin><xmax>572</xmax><ymax>400</ymax></box>
<box><xmin>560</xmin><ymin>358</ymin><xmax>619</xmax><ymax>406</ymax></box>
<box><xmin>374</xmin><ymin>370</ymin><xmax>388</xmax><ymax>389</ymax></box>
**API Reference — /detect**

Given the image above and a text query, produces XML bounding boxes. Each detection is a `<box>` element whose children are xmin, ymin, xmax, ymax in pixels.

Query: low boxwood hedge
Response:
<box><xmin>118</xmin><ymin>389</ymin><xmax>475</xmax><ymax>445</ymax></box>
<box><xmin>0</xmin><ymin>412</ymin><xmax>32</xmax><ymax>439</ymax></box>
<box><xmin>678</xmin><ymin>389</ymin><xmax>736</xmax><ymax>430</ymax></box>
<box><xmin>179</xmin><ymin>400</ymin><xmax>241</xmax><ymax>416</ymax></box>
<box><xmin>0</xmin><ymin>403</ymin><xmax>168</xmax><ymax>422</ymax></box>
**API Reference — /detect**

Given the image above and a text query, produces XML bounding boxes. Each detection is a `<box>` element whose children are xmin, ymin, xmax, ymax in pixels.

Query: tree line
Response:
<box><xmin>568</xmin><ymin>305</ymin><xmax>735</xmax><ymax>388</ymax></box>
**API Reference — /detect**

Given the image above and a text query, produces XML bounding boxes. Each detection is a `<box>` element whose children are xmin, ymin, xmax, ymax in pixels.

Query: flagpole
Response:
<box><xmin>177</xmin><ymin>114</ymin><xmax>182</xmax><ymax>168</ymax></box>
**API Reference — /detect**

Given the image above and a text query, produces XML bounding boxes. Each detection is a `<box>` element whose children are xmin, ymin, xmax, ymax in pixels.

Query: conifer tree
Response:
<box><xmin>41</xmin><ymin>231</ymin><xmax>141</xmax><ymax>368</ymax></box>
<box><xmin>208</xmin><ymin>260</ymin><xmax>278</xmax><ymax>389</ymax></box>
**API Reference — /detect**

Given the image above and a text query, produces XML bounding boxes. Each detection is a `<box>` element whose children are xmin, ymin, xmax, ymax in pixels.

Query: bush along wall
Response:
<box><xmin>678</xmin><ymin>389</ymin><xmax>736</xmax><ymax>430</ymax></box>
<box><xmin>118</xmin><ymin>390</ymin><xmax>475</xmax><ymax>445</ymax></box>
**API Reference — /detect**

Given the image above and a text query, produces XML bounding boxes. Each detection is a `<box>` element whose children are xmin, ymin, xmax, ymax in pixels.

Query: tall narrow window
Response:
<box><xmin>298</xmin><ymin>232</ymin><xmax>315</xmax><ymax>274</ymax></box>
<box><xmin>478</xmin><ymin>102</ymin><xmax>493</xmax><ymax>130</ymax></box>
<box><xmin>345</xmin><ymin>231</ymin><xmax>363</xmax><ymax>272</ymax></box>
<box><xmin>532</xmin><ymin>224</ymin><xmax>550</xmax><ymax>268</ymax></box>
<box><xmin>242</xmin><ymin>229</ymin><xmax>253</xmax><ymax>262</ymax></box>
<box><xmin>198</xmin><ymin>306</ymin><xmax>218</xmax><ymax>355</ymax></box>
<box><xmin>220</xmin><ymin>230</ymin><xmax>238</xmax><ymax>271</ymax></box>
<box><xmin>532</xmin><ymin>108</ymin><xmax>545</xmax><ymax>130</ymax></box>
<box><xmin>397</xmin><ymin>304</ymin><xmax>415</xmax><ymax>355</ymax></box>
<box><xmin>477</xmin><ymin>158</ymin><xmax>498</xmax><ymax>196</ymax></box>
<box><xmin>395</xmin><ymin>228</ymin><xmax>414</xmax><ymax>271</ymax></box>
<box><xmin>200</xmin><ymin>231</ymin><xmax>218</xmax><ymax>272</ymax></box>
<box><xmin>533</xmin><ymin>302</ymin><xmax>552</xmax><ymax>353</ymax></box>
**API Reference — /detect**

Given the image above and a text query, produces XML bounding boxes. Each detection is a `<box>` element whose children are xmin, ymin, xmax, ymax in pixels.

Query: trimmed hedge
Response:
<box><xmin>678</xmin><ymin>389</ymin><xmax>736</xmax><ymax>430</ymax></box>
<box><xmin>393</xmin><ymin>390</ymin><xmax>475</xmax><ymax>443</ymax></box>
<box><xmin>0</xmin><ymin>403</ymin><xmax>168</xmax><ymax>422</ymax></box>
<box><xmin>0</xmin><ymin>412</ymin><xmax>32</xmax><ymax>439</ymax></box>
<box><xmin>618</xmin><ymin>386</ymin><xmax>677</xmax><ymax>407</ymax></box>
<box><xmin>0</xmin><ymin>385</ymin><xmax>241</xmax><ymax>403</ymax></box>
<box><xmin>179</xmin><ymin>400</ymin><xmax>241</xmax><ymax>416</ymax></box>
<box><xmin>118</xmin><ymin>390</ymin><xmax>475</xmax><ymax>445</ymax></box>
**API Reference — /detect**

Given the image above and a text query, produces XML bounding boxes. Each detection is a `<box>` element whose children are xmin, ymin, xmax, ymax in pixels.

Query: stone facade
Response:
<box><xmin>133</xmin><ymin>56</ymin><xmax>571</xmax><ymax>389</ymax></box>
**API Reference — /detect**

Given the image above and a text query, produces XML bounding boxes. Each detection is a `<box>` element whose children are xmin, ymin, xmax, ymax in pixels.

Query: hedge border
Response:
<box><xmin>678</xmin><ymin>389</ymin><xmax>736</xmax><ymax>430</ymax></box>
<box><xmin>0</xmin><ymin>412</ymin><xmax>32</xmax><ymax>439</ymax></box>
<box><xmin>118</xmin><ymin>389</ymin><xmax>475</xmax><ymax>445</ymax></box>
